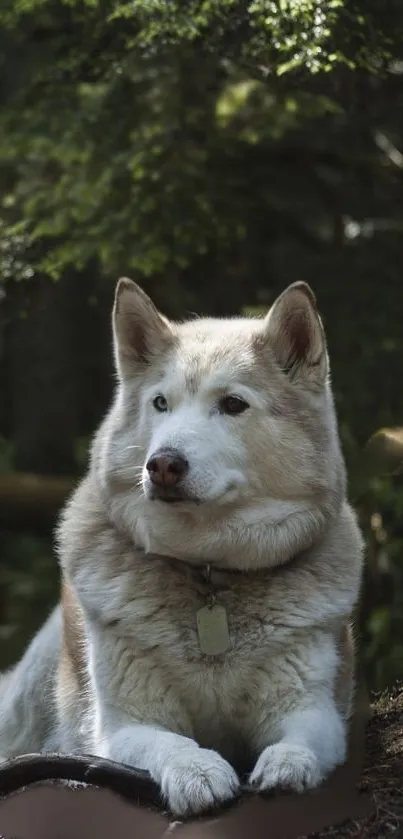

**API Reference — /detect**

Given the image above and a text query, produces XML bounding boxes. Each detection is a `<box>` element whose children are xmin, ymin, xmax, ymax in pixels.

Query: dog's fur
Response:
<box><xmin>0</xmin><ymin>279</ymin><xmax>364</xmax><ymax>817</ymax></box>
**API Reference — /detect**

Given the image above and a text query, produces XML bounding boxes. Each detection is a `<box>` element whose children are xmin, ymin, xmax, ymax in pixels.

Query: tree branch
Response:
<box><xmin>0</xmin><ymin>472</ymin><xmax>77</xmax><ymax>535</ymax></box>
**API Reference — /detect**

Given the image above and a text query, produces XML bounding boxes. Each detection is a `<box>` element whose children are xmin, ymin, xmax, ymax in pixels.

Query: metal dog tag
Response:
<box><xmin>196</xmin><ymin>604</ymin><xmax>231</xmax><ymax>656</ymax></box>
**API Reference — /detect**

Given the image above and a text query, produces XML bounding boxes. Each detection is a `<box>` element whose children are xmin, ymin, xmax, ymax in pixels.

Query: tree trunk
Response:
<box><xmin>8</xmin><ymin>273</ymin><xmax>80</xmax><ymax>476</ymax></box>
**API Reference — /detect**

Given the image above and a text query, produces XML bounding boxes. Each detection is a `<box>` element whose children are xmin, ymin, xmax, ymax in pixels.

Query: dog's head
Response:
<box><xmin>94</xmin><ymin>278</ymin><xmax>346</xmax><ymax>565</ymax></box>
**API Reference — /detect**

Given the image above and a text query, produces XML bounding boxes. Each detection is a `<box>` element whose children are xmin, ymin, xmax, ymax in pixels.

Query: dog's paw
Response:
<box><xmin>248</xmin><ymin>743</ymin><xmax>323</xmax><ymax>794</ymax></box>
<box><xmin>160</xmin><ymin>747</ymin><xmax>240</xmax><ymax>817</ymax></box>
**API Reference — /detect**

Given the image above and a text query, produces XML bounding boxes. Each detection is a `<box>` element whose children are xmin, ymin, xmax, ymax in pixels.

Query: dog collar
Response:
<box><xmin>147</xmin><ymin>553</ymin><xmax>279</xmax><ymax>657</ymax></box>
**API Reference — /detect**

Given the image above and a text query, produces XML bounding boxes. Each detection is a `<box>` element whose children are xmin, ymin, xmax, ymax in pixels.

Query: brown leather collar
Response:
<box><xmin>145</xmin><ymin>551</ymin><xmax>295</xmax><ymax>590</ymax></box>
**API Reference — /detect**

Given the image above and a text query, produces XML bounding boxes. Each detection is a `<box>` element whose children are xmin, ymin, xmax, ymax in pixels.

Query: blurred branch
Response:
<box><xmin>344</xmin><ymin>429</ymin><xmax>403</xmax><ymax>503</ymax></box>
<box><xmin>364</xmin><ymin>428</ymin><xmax>403</xmax><ymax>477</ymax></box>
<box><xmin>0</xmin><ymin>472</ymin><xmax>76</xmax><ymax>534</ymax></box>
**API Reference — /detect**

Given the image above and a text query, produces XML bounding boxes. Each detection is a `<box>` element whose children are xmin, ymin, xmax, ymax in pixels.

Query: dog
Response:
<box><xmin>0</xmin><ymin>278</ymin><xmax>364</xmax><ymax>817</ymax></box>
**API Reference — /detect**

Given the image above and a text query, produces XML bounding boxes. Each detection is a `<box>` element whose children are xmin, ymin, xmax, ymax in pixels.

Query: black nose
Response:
<box><xmin>146</xmin><ymin>449</ymin><xmax>189</xmax><ymax>488</ymax></box>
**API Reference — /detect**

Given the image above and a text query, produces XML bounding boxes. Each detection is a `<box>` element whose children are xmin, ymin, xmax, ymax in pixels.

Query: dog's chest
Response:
<box><xmin>86</xmin><ymin>562</ymin><xmax>333</xmax><ymax>768</ymax></box>
<box><xmin>103</xmin><ymin>565</ymin><xmax>282</xmax><ymax>660</ymax></box>
<box><xmin>92</xmin><ymin>562</ymin><xmax>318</xmax><ymax>704</ymax></box>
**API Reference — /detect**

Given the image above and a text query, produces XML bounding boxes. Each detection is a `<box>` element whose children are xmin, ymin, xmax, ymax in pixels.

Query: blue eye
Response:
<box><xmin>219</xmin><ymin>396</ymin><xmax>249</xmax><ymax>416</ymax></box>
<box><xmin>153</xmin><ymin>394</ymin><xmax>168</xmax><ymax>412</ymax></box>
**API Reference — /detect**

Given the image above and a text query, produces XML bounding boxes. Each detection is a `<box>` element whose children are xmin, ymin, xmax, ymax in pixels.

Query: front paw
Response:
<box><xmin>249</xmin><ymin>743</ymin><xmax>323</xmax><ymax>794</ymax></box>
<box><xmin>160</xmin><ymin>747</ymin><xmax>240</xmax><ymax>817</ymax></box>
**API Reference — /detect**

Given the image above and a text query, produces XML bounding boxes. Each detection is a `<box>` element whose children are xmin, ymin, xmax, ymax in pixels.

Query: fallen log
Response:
<box><xmin>0</xmin><ymin>472</ymin><xmax>77</xmax><ymax>534</ymax></box>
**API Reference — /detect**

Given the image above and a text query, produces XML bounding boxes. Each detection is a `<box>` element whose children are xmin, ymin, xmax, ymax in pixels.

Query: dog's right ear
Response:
<box><xmin>261</xmin><ymin>282</ymin><xmax>328</xmax><ymax>389</ymax></box>
<box><xmin>113</xmin><ymin>278</ymin><xmax>175</xmax><ymax>377</ymax></box>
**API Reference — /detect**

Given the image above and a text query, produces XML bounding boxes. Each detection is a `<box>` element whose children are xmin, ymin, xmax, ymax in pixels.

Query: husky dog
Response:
<box><xmin>0</xmin><ymin>279</ymin><xmax>364</xmax><ymax>817</ymax></box>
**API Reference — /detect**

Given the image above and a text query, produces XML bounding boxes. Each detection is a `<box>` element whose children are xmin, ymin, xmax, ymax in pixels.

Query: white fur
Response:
<box><xmin>0</xmin><ymin>280</ymin><xmax>364</xmax><ymax>818</ymax></box>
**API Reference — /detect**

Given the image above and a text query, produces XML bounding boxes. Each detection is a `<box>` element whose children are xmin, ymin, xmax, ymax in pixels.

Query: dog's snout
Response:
<box><xmin>146</xmin><ymin>449</ymin><xmax>189</xmax><ymax>488</ymax></box>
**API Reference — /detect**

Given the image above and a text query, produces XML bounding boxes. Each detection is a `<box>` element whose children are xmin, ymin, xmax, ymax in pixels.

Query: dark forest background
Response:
<box><xmin>1</xmin><ymin>0</ymin><xmax>403</xmax><ymax>694</ymax></box>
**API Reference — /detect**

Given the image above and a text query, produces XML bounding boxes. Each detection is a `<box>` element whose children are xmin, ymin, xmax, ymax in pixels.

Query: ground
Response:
<box><xmin>308</xmin><ymin>686</ymin><xmax>403</xmax><ymax>838</ymax></box>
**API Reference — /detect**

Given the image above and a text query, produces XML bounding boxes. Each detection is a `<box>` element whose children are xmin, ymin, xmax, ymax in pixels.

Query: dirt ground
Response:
<box><xmin>307</xmin><ymin>685</ymin><xmax>403</xmax><ymax>838</ymax></box>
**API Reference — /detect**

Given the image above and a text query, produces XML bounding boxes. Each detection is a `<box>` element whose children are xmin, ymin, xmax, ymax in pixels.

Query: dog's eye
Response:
<box><xmin>219</xmin><ymin>396</ymin><xmax>249</xmax><ymax>416</ymax></box>
<box><xmin>153</xmin><ymin>394</ymin><xmax>168</xmax><ymax>412</ymax></box>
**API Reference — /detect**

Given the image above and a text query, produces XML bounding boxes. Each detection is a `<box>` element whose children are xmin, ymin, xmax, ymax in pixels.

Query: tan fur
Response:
<box><xmin>334</xmin><ymin>623</ymin><xmax>356</xmax><ymax>715</ymax></box>
<box><xmin>0</xmin><ymin>279</ymin><xmax>364</xmax><ymax>817</ymax></box>
<box><xmin>57</xmin><ymin>582</ymin><xmax>89</xmax><ymax>736</ymax></box>
<box><xmin>59</xmin><ymin>580</ymin><xmax>87</xmax><ymax>693</ymax></box>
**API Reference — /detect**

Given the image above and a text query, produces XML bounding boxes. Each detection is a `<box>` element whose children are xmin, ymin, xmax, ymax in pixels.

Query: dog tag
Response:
<box><xmin>196</xmin><ymin>604</ymin><xmax>231</xmax><ymax>656</ymax></box>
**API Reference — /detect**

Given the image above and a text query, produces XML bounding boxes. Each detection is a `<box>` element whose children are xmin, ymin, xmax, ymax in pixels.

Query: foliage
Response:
<box><xmin>0</xmin><ymin>532</ymin><xmax>58</xmax><ymax>668</ymax></box>
<box><xmin>0</xmin><ymin>0</ymin><xmax>402</xmax><ymax>283</ymax></box>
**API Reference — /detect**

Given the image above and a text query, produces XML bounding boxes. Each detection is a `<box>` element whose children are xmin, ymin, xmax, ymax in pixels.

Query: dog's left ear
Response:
<box><xmin>113</xmin><ymin>278</ymin><xmax>175</xmax><ymax>378</ymax></box>
<box><xmin>262</xmin><ymin>282</ymin><xmax>328</xmax><ymax>387</ymax></box>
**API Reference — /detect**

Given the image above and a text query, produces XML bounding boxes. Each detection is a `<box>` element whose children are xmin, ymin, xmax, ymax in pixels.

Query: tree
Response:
<box><xmin>0</xmin><ymin>0</ymin><xmax>401</xmax><ymax>290</ymax></box>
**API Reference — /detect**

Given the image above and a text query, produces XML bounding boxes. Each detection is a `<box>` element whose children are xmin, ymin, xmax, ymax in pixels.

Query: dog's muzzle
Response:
<box><xmin>145</xmin><ymin>448</ymin><xmax>191</xmax><ymax>503</ymax></box>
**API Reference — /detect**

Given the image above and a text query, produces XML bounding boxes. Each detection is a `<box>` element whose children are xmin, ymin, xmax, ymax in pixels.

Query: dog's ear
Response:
<box><xmin>262</xmin><ymin>282</ymin><xmax>328</xmax><ymax>387</ymax></box>
<box><xmin>113</xmin><ymin>278</ymin><xmax>175</xmax><ymax>377</ymax></box>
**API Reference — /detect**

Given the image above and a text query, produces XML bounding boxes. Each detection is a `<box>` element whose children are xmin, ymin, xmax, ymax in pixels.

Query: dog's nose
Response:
<box><xmin>146</xmin><ymin>449</ymin><xmax>189</xmax><ymax>488</ymax></box>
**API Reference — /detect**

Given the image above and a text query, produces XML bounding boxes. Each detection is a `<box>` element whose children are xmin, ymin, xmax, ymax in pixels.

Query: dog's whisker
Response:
<box><xmin>116</xmin><ymin>465</ymin><xmax>144</xmax><ymax>474</ymax></box>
